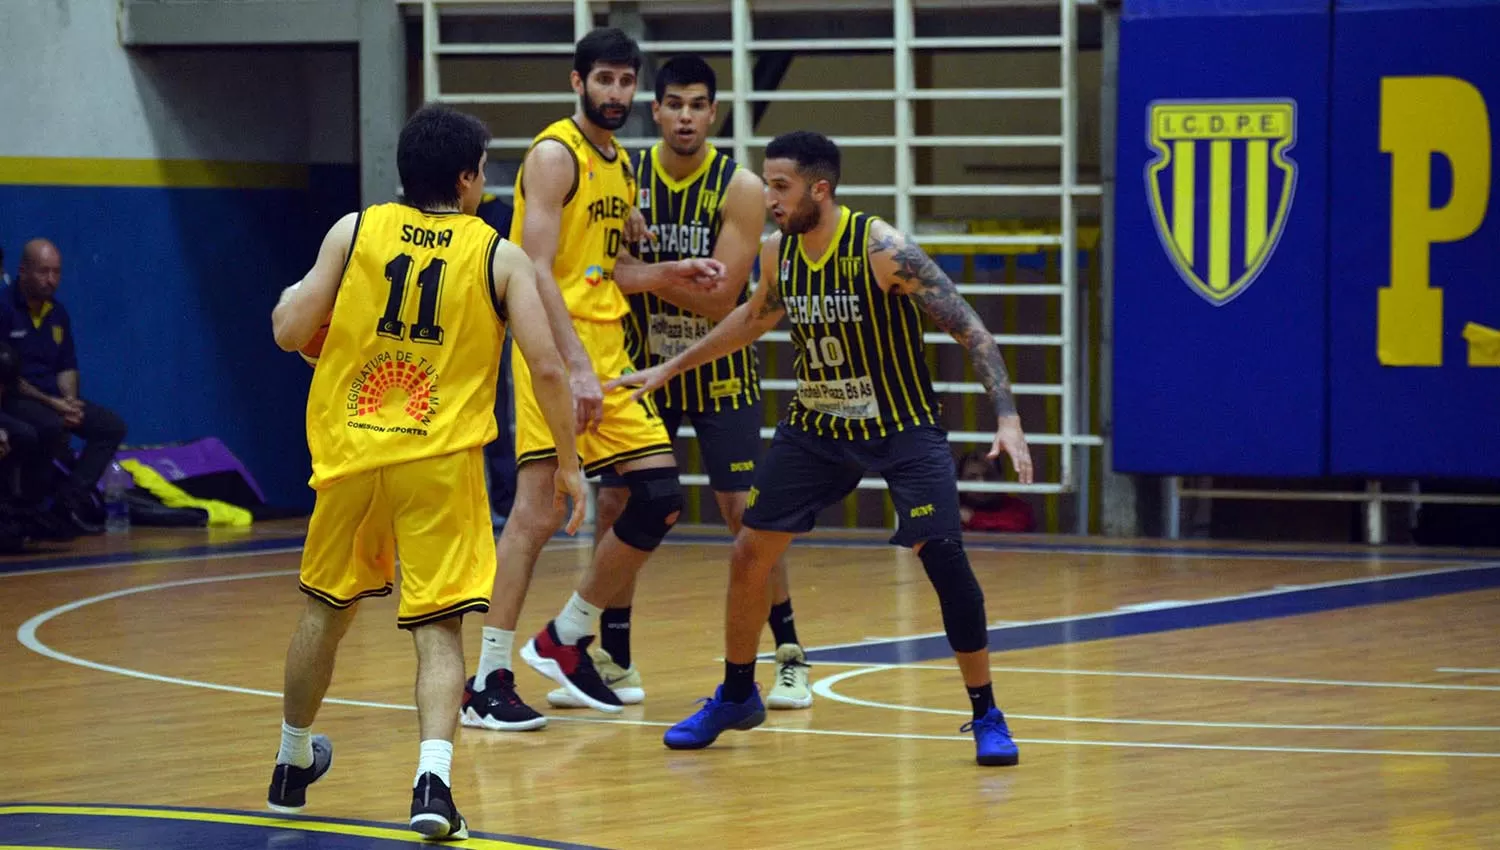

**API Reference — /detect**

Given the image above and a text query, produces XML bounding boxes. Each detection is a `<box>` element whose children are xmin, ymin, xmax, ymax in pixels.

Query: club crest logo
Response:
<box><xmin>1145</xmin><ymin>99</ymin><xmax>1298</xmax><ymax>306</ymax></box>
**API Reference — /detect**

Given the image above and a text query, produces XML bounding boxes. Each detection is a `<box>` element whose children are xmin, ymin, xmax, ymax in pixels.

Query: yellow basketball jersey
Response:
<box><xmin>509</xmin><ymin>117</ymin><xmax>636</xmax><ymax>322</ymax></box>
<box><xmin>306</xmin><ymin>202</ymin><xmax>506</xmax><ymax>488</ymax></box>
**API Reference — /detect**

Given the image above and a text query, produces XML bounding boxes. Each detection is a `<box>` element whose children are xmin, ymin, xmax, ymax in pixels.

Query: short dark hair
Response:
<box><xmin>654</xmin><ymin>55</ymin><xmax>716</xmax><ymax>102</ymax></box>
<box><xmin>397</xmin><ymin>104</ymin><xmax>490</xmax><ymax>210</ymax></box>
<box><xmin>574</xmin><ymin>27</ymin><xmax>642</xmax><ymax>79</ymax></box>
<box><xmin>764</xmin><ymin>130</ymin><xmax>841</xmax><ymax>190</ymax></box>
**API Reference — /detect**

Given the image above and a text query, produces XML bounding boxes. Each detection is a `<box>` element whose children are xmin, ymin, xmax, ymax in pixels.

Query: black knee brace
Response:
<box><xmin>611</xmin><ymin>467</ymin><xmax>684</xmax><ymax>552</ymax></box>
<box><xmin>918</xmin><ymin>538</ymin><xmax>989</xmax><ymax>654</ymax></box>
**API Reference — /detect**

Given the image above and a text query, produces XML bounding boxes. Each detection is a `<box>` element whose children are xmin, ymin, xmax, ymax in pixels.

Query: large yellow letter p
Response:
<box><xmin>1377</xmin><ymin>76</ymin><xmax>1491</xmax><ymax>366</ymax></box>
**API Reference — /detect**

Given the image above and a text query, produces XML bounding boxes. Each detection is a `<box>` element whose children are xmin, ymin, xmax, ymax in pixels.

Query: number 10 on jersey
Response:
<box><xmin>801</xmin><ymin>334</ymin><xmax>847</xmax><ymax>370</ymax></box>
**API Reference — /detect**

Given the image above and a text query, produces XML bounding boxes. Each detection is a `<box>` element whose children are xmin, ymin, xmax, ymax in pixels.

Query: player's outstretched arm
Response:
<box><xmin>607</xmin><ymin>232</ymin><xmax>786</xmax><ymax>401</ymax></box>
<box><xmin>868</xmin><ymin>220</ymin><xmax>1034</xmax><ymax>484</ymax></box>
<box><xmin>272</xmin><ymin>212</ymin><xmax>357</xmax><ymax>351</ymax></box>
<box><xmin>650</xmin><ymin>169</ymin><xmax>766</xmax><ymax>321</ymax></box>
<box><xmin>493</xmin><ymin>238</ymin><xmax>587</xmax><ymax>534</ymax></box>
<box><xmin>613</xmin><ymin>252</ymin><xmax>725</xmax><ymax>295</ymax></box>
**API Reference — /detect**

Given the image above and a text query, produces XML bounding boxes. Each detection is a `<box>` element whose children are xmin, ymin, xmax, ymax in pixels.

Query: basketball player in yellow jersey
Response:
<box><xmin>557</xmin><ymin>55</ymin><xmax>815</xmax><ymax>714</ymax></box>
<box><xmin>267</xmin><ymin>105</ymin><xmax>586</xmax><ymax>840</ymax></box>
<box><xmin>612</xmin><ymin>131</ymin><xmax>1032</xmax><ymax>766</ymax></box>
<box><xmin>464</xmin><ymin>28</ymin><xmax>727</xmax><ymax>730</ymax></box>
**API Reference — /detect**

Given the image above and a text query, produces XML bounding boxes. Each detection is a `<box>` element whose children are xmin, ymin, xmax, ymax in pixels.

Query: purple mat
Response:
<box><xmin>115</xmin><ymin>438</ymin><xmax>267</xmax><ymax>503</ymax></box>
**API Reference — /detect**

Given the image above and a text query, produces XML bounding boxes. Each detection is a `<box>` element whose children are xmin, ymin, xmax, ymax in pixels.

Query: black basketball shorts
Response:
<box><xmin>598</xmin><ymin>397</ymin><xmax>764</xmax><ymax>492</ymax></box>
<box><xmin>741</xmin><ymin>422</ymin><xmax>963</xmax><ymax>548</ymax></box>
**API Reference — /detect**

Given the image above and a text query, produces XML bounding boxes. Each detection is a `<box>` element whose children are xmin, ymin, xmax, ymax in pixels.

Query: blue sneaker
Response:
<box><xmin>663</xmin><ymin>685</ymin><xmax>766</xmax><ymax>750</ymax></box>
<box><xmin>962</xmin><ymin>708</ymin><xmax>1019</xmax><ymax>766</ymax></box>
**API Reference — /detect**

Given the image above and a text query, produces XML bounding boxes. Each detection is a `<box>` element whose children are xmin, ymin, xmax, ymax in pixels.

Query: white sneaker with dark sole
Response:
<box><xmin>767</xmin><ymin>643</ymin><xmax>814</xmax><ymax>710</ymax></box>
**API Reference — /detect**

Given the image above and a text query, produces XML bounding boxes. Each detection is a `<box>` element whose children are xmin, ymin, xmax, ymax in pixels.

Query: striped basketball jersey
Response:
<box><xmin>306</xmin><ymin>203</ymin><xmax>506</xmax><ymax>488</ymax></box>
<box><xmin>509</xmin><ymin>117</ymin><xmax>636</xmax><ymax>322</ymax></box>
<box><xmin>776</xmin><ymin>206</ymin><xmax>940</xmax><ymax>439</ymax></box>
<box><xmin>622</xmin><ymin>143</ymin><xmax>760</xmax><ymax>412</ymax></box>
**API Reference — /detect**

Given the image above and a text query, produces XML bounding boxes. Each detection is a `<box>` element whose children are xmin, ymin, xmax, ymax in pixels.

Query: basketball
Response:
<box><xmin>300</xmin><ymin>321</ymin><xmax>329</xmax><ymax>366</ymax></box>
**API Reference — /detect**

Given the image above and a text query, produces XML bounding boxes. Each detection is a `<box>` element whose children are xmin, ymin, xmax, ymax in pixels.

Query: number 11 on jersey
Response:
<box><xmin>378</xmin><ymin>253</ymin><xmax>447</xmax><ymax>344</ymax></box>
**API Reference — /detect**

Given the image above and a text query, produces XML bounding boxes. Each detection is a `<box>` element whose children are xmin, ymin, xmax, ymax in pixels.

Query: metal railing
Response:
<box><xmin>406</xmin><ymin>0</ymin><xmax>1097</xmax><ymax>509</ymax></box>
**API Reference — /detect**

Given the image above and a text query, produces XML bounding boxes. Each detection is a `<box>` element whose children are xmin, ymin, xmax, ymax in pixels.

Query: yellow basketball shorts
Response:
<box><xmin>513</xmin><ymin>317</ymin><xmax>674</xmax><ymax>475</ymax></box>
<box><xmin>299</xmin><ymin>446</ymin><xmax>495</xmax><ymax>629</ymax></box>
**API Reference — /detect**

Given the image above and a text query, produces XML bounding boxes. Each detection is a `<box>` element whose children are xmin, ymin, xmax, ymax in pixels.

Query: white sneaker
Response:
<box><xmin>766</xmin><ymin>643</ymin><xmax>813</xmax><ymax>709</ymax></box>
<box><xmin>546</xmin><ymin>646</ymin><xmax>645</xmax><ymax>707</ymax></box>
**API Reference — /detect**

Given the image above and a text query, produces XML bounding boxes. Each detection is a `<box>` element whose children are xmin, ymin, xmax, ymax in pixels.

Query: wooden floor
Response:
<box><xmin>3</xmin><ymin>520</ymin><xmax>1499</xmax><ymax>849</ymax></box>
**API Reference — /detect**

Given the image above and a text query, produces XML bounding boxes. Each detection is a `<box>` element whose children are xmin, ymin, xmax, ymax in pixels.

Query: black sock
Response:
<box><xmin>966</xmin><ymin>683</ymin><xmax>996</xmax><ymax>720</ymax></box>
<box><xmin>600</xmin><ymin>607</ymin><xmax>632</xmax><ymax>669</ymax></box>
<box><xmin>768</xmin><ymin>599</ymin><xmax>800</xmax><ymax>648</ymax></box>
<box><xmin>723</xmin><ymin>660</ymin><xmax>757</xmax><ymax>703</ymax></box>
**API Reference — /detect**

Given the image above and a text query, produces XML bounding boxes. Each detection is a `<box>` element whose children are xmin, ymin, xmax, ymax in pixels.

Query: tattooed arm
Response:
<box><xmin>868</xmin><ymin>219</ymin><xmax>1034</xmax><ymax>483</ymax></box>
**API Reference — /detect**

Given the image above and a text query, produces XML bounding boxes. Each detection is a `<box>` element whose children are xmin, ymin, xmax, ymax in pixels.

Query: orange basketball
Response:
<box><xmin>300</xmin><ymin>322</ymin><xmax>330</xmax><ymax>367</ymax></box>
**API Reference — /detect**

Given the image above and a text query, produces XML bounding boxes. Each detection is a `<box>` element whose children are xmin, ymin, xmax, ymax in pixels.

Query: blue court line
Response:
<box><xmin>805</xmin><ymin>563</ymin><xmax>1500</xmax><ymax>664</ymax></box>
<box><xmin>0</xmin><ymin>535</ymin><xmax>304</xmax><ymax>575</ymax></box>
<box><xmin>0</xmin><ymin>803</ymin><xmax>611</xmax><ymax>850</ymax></box>
<box><xmin>4</xmin><ymin>527</ymin><xmax>1498</xmax><ymax>577</ymax></box>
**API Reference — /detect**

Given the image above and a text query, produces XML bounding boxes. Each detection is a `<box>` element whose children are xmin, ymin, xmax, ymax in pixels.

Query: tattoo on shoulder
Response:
<box><xmin>871</xmin><ymin>231</ymin><xmax>971</xmax><ymax>336</ymax></box>
<box><xmin>872</xmin><ymin>229</ymin><xmax>1019</xmax><ymax>418</ymax></box>
<box><xmin>869</xmin><ymin>231</ymin><xmax>950</xmax><ymax>293</ymax></box>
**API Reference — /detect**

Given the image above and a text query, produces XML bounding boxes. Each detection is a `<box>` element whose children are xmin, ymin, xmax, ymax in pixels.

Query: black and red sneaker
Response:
<box><xmin>519</xmin><ymin>622</ymin><xmax>623</xmax><ymax>714</ymax></box>
<box><xmin>461</xmin><ymin>669</ymin><xmax>547</xmax><ymax>731</ymax></box>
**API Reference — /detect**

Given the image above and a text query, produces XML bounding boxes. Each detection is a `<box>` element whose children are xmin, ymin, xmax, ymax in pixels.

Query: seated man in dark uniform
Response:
<box><xmin>0</xmin><ymin>239</ymin><xmax>127</xmax><ymax>532</ymax></box>
<box><xmin>0</xmin><ymin>340</ymin><xmax>74</xmax><ymax>542</ymax></box>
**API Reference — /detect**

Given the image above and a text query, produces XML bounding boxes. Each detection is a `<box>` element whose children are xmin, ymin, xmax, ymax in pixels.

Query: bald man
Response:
<box><xmin>0</xmin><ymin>239</ymin><xmax>126</xmax><ymax>532</ymax></box>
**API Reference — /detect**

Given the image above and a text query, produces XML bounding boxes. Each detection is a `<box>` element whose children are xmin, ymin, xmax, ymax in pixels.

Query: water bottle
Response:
<box><xmin>104</xmin><ymin>461</ymin><xmax>130</xmax><ymax>535</ymax></box>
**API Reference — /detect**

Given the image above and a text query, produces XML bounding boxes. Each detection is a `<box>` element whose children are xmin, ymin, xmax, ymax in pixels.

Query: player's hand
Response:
<box><xmin>668</xmin><ymin>258</ymin><xmax>726</xmax><ymax>290</ymax></box>
<box><xmin>570</xmin><ymin>367</ymin><xmax>604</xmax><ymax>435</ymax></box>
<box><xmin>605</xmin><ymin>363</ymin><xmax>673</xmax><ymax>405</ymax></box>
<box><xmin>624</xmin><ymin>208</ymin><xmax>656</xmax><ymax>246</ymax></box>
<box><xmin>989</xmin><ymin>414</ymin><xmax>1033</xmax><ymax>485</ymax></box>
<box><xmin>553</xmin><ymin>463</ymin><xmax>588</xmax><ymax>535</ymax></box>
<box><xmin>55</xmin><ymin>397</ymin><xmax>85</xmax><ymax>428</ymax></box>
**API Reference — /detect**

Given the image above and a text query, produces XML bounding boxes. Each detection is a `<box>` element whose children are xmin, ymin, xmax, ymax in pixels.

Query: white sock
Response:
<box><xmin>277</xmin><ymin>721</ymin><xmax>313</xmax><ymax>768</ymax></box>
<box><xmin>416</xmin><ymin>739</ymin><xmax>453</xmax><ymax>787</ymax></box>
<box><xmin>475</xmin><ymin>627</ymin><xmax>514</xmax><ymax>685</ymax></box>
<box><xmin>554</xmin><ymin>592</ymin><xmax>601</xmax><ymax>645</ymax></box>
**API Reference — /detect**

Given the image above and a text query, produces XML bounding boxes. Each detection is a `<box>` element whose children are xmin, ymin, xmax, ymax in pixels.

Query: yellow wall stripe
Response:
<box><xmin>1244</xmin><ymin>139</ymin><xmax>1269</xmax><ymax>265</ymax></box>
<box><xmin>1208</xmin><ymin>139</ymin><xmax>1233</xmax><ymax>292</ymax></box>
<box><xmin>0</xmin><ymin>157</ymin><xmax>310</xmax><ymax>190</ymax></box>
<box><xmin>1171</xmin><ymin>140</ymin><xmax>1196</xmax><ymax>264</ymax></box>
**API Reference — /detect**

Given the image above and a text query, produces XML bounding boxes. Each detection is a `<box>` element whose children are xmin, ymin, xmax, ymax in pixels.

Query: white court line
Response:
<box><xmin>16</xmin><ymin>571</ymin><xmax>1500</xmax><ymax>758</ymax></box>
<box><xmin>1438</xmin><ymin>668</ymin><xmax>1500</xmax><ymax>675</ymax></box>
<box><xmin>803</xmin><ymin>669</ymin><xmax>1500</xmax><ymax>759</ymax></box>
<box><xmin>788</xmin><ymin>660</ymin><xmax>1500</xmax><ymax>693</ymax></box>
<box><xmin>789</xmin><ymin>561</ymin><xmax>1500</xmax><ymax>656</ymax></box>
<box><xmin>808</xmin><ymin>666</ymin><xmax>1500</xmax><ymax>732</ymax></box>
